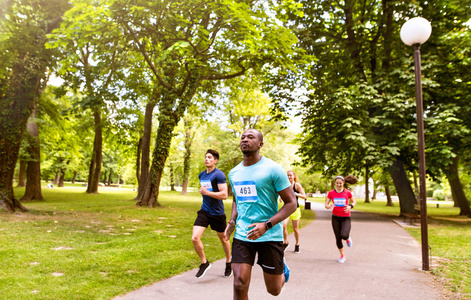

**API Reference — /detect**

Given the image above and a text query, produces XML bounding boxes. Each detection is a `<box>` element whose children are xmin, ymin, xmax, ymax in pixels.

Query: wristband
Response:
<box><xmin>349</xmin><ymin>204</ymin><xmax>354</xmax><ymax>209</ymax></box>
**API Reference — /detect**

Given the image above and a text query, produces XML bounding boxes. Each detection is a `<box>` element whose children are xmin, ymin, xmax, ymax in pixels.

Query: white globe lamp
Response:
<box><xmin>400</xmin><ymin>17</ymin><xmax>432</xmax><ymax>46</ymax></box>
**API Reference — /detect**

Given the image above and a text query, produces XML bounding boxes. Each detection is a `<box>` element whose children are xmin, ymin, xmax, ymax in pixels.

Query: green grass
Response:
<box><xmin>309</xmin><ymin>196</ymin><xmax>471</xmax><ymax>298</ymax></box>
<box><xmin>406</xmin><ymin>218</ymin><xmax>471</xmax><ymax>298</ymax></box>
<box><xmin>1</xmin><ymin>186</ymin><xmax>314</xmax><ymax>300</ymax></box>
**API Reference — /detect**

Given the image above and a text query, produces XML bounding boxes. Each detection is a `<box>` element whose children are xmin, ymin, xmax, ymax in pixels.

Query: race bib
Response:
<box><xmin>333</xmin><ymin>198</ymin><xmax>347</xmax><ymax>207</ymax></box>
<box><xmin>233</xmin><ymin>181</ymin><xmax>258</xmax><ymax>202</ymax></box>
<box><xmin>200</xmin><ymin>180</ymin><xmax>213</xmax><ymax>191</ymax></box>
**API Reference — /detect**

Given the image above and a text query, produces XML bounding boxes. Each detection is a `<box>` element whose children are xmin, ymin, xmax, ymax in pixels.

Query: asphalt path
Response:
<box><xmin>114</xmin><ymin>202</ymin><xmax>445</xmax><ymax>300</ymax></box>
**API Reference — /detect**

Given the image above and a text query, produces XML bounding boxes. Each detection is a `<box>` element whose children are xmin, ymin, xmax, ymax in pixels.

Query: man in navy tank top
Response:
<box><xmin>192</xmin><ymin>149</ymin><xmax>232</xmax><ymax>279</ymax></box>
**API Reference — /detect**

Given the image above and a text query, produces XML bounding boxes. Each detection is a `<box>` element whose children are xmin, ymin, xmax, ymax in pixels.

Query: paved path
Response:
<box><xmin>114</xmin><ymin>202</ymin><xmax>444</xmax><ymax>300</ymax></box>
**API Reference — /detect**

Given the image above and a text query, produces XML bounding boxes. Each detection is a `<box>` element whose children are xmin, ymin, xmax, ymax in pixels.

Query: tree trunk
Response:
<box><xmin>413</xmin><ymin>171</ymin><xmax>419</xmax><ymax>198</ymax></box>
<box><xmin>343</xmin><ymin>0</ymin><xmax>366</xmax><ymax>80</ymax></box>
<box><xmin>53</xmin><ymin>171</ymin><xmax>60</xmax><ymax>185</ymax></box>
<box><xmin>136</xmin><ymin>137</ymin><xmax>142</xmax><ymax>185</ymax></box>
<box><xmin>0</xmin><ymin>51</ymin><xmax>39</xmax><ymax>213</ymax></box>
<box><xmin>137</xmin><ymin>101</ymin><xmax>156</xmax><ymax>199</ymax></box>
<box><xmin>450</xmin><ymin>185</ymin><xmax>459</xmax><ymax>207</ymax></box>
<box><xmin>388</xmin><ymin>159</ymin><xmax>416</xmax><ymax>215</ymax></box>
<box><xmin>17</xmin><ymin>160</ymin><xmax>27</xmax><ymax>187</ymax></box>
<box><xmin>181</xmin><ymin>179</ymin><xmax>189</xmax><ymax>195</ymax></box>
<box><xmin>449</xmin><ymin>180</ymin><xmax>458</xmax><ymax>207</ymax></box>
<box><xmin>136</xmin><ymin>67</ymin><xmax>200</xmax><ymax>207</ymax></box>
<box><xmin>385</xmin><ymin>184</ymin><xmax>393</xmax><ymax>206</ymax></box>
<box><xmin>117</xmin><ymin>174</ymin><xmax>120</xmax><ymax>185</ymax></box>
<box><xmin>107</xmin><ymin>169</ymin><xmax>112</xmax><ymax>186</ymax></box>
<box><xmin>21</xmin><ymin>103</ymin><xmax>43</xmax><ymax>200</ymax></box>
<box><xmin>86</xmin><ymin>108</ymin><xmax>103</xmax><ymax>194</ymax></box>
<box><xmin>445</xmin><ymin>156</ymin><xmax>471</xmax><ymax>217</ymax></box>
<box><xmin>372</xmin><ymin>187</ymin><xmax>377</xmax><ymax>200</ymax></box>
<box><xmin>136</xmin><ymin>113</ymin><xmax>177</xmax><ymax>207</ymax></box>
<box><xmin>170</xmin><ymin>164</ymin><xmax>175</xmax><ymax>191</ymax></box>
<box><xmin>364</xmin><ymin>166</ymin><xmax>370</xmax><ymax>203</ymax></box>
<box><xmin>71</xmin><ymin>171</ymin><xmax>77</xmax><ymax>184</ymax></box>
<box><xmin>180</xmin><ymin>118</ymin><xmax>194</xmax><ymax>195</ymax></box>
<box><xmin>0</xmin><ymin>3</ymin><xmax>67</xmax><ymax>212</ymax></box>
<box><xmin>58</xmin><ymin>168</ymin><xmax>65</xmax><ymax>187</ymax></box>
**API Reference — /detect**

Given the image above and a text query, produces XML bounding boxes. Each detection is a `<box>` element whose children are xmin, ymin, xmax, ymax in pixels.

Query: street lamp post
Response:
<box><xmin>400</xmin><ymin>17</ymin><xmax>432</xmax><ymax>271</ymax></box>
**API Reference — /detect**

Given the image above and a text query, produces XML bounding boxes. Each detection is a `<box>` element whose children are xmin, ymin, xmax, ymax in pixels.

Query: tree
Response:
<box><xmin>422</xmin><ymin>5</ymin><xmax>471</xmax><ymax>217</ymax></box>
<box><xmin>47</xmin><ymin>0</ymin><xmax>127</xmax><ymax>193</ymax></box>
<box><xmin>109</xmin><ymin>0</ymin><xmax>298</xmax><ymax>207</ymax></box>
<box><xmin>20</xmin><ymin>77</ymin><xmax>62</xmax><ymax>200</ymax></box>
<box><xmin>136</xmin><ymin>94</ymin><xmax>157</xmax><ymax>200</ymax></box>
<box><xmin>287</xmin><ymin>0</ymin><xmax>471</xmax><ymax>215</ymax></box>
<box><xmin>210</xmin><ymin>73</ymin><xmax>297</xmax><ymax>172</ymax></box>
<box><xmin>179</xmin><ymin>106</ymin><xmax>201</xmax><ymax>195</ymax></box>
<box><xmin>0</xmin><ymin>0</ymin><xmax>69</xmax><ymax>212</ymax></box>
<box><xmin>21</xmin><ymin>99</ymin><xmax>43</xmax><ymax>200</ymax></box>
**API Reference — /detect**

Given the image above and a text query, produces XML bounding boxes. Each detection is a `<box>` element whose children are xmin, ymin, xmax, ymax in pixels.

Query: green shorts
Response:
<box><xmin>278</xmin><ymin>202</ymin><xmax>302</xmax><ymax>221</ymax></box>
<box><xmin>289</xmin><ymin>207</ymin><xmax>301</xmax><ymax>221</ymax></box>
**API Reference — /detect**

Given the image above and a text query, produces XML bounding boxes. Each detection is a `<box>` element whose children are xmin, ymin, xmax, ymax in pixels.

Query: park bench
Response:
<box><xmin>402</xmin><ymin>204</ymin><xmax>421</xmax><ymax>224</ymax></box>
<box><xmin>402</xmin><ymin>213</ymin><xmax>420</xmax><ymax>224</ymax></box>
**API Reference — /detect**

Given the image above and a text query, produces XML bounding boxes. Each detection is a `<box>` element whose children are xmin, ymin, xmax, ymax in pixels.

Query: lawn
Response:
<box><xmin>2</xmin><ymin>187</ymin><xmax>467</xmax><ymax>299</ymax></box>
<box><xmin>309</xmin><ymin>196</ymin><xmax>471</xmax><ymax>298</ymax></box>
<box><xmin>1</xmin><ymin>186</ymin><xmax>314</xmax><ymax>300</ymax></box>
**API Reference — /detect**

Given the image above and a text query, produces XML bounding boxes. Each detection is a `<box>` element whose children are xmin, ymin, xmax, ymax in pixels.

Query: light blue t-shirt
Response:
<box><xmin>228</xmin><ymin>156</ymin><xmax>291</xmax><ymax>242</ymax></box>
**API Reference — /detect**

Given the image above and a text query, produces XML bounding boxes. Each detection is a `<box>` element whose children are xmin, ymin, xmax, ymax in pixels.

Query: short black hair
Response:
<box><xmin>206</xmin><ymin>149</ymin><xmax>219</xmax><ymax>160</ymax></box>
<box><xmin>244</xmin><ymin>128</ymin><xmax>263</xmax><ymax>142</ymax></box>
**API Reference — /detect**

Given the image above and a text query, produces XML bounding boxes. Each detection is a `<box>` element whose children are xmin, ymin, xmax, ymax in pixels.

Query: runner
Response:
<box><xmin>224</xmin><ymin>128</ymin><xmax>297</xmax><ymax>299</ymax></box>
<box><xmin>192</xmin><ymin>149</ymin><xmax>232</xmax><ymax>278</ymax></box>
<box><xmin>280</xmin><ymin>170</ymin><xmax>306</xmax><ymax>253</ymax></box>
<box><xmin>325</xmin><ymin>175</ymin><xmax>357</xmax><ymax>263</ymax></box>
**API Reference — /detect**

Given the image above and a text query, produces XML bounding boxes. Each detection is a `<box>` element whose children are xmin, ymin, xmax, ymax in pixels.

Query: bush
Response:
<box><xmin>427</xmin><ymin>189</ymin><xmax>434</xmax><ymax>197</ymax></box>
<box><xmin>433</xmin><ymin>189</ymin><xmax>445</xmax><ymax>201</ymax></box>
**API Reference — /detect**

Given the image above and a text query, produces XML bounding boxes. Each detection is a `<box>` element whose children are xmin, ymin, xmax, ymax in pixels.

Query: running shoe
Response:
<box><xmin>283</xmin><ymin>258</ymin><xmax>290</xmax><ymax>283</ymax></box>
<box><xmin>195</xmin><ymin>261</ymin><xmax>211</xmax><ymax>278</ymax></box>
<box><xmin>347</xmin><ymin>236</ymin><xmax>353</xmax><ymax>247</ymax></box>
<box><xmin>224</xmin><ymin>262</ymin><xmax>232</xmax><ymax>278</ymax></box>
<box><xmin>294</xmin><ymin>245</ymin><xmax>300</xmax><ymax>254</ymax></box>
<box><xmin>283</xmin><ymin>243</ymin><xmax>290</xmax><ymax>252</ymax></box>
<box><xmin>338</xmin><ymin>256</ymin><xmax>346</xmax><ymax>263</ymax></box>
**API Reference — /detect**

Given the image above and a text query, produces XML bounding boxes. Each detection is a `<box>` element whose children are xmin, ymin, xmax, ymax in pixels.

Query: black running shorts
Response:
<box><xmin>193</xmin><ymin>209</ymin><xmax>227</xmax><ymax>233</ymax></box>
<box><xmin>231</xmin><ymin>238</ymin><xmax>284</xmax><ymax>275</ymax></box>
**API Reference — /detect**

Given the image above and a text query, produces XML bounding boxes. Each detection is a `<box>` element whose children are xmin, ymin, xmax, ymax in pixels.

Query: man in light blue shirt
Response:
<box><xmin>225</xmin><ymin>129</ymin><xmax>297</xmax><ymax>299</ymax></box>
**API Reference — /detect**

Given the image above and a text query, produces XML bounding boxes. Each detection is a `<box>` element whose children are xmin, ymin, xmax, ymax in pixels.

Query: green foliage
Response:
<box><xmin>291</xmin><ymin>1</ymin><xmax>423</xmax><ymax>177</ymax></box>
<box><xmin>432</xmin><ymin>189</ymin><xmax>445</xmax><ymax>201</ymax></box>
<box><xmin>282</xmin><ymin>0</ymin><xmax>471</xmax><ymax>216</ymax></box>
<box><xmin>0</xmin><ymin>0</ymin><xmax>70</xmax><ymax>205</ymax></box>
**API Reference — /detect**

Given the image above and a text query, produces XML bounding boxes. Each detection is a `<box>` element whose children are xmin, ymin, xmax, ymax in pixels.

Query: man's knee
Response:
<box><xmin>192</xmin><ymin>235</ymin><xmax>201</xmax><ymax>244</ymax></box>
<box><xmin>267</xmin><ymin>285</ymin><xmax>282</xmax><ymax>296</ymax></box>
<box><xmin>234</xmin><ymin>276</ymin><xmax>250</xmax><ymax>295</ymax></box>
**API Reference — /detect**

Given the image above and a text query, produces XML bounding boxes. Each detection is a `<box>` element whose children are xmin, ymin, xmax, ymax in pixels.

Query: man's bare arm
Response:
<box><xmin>200</xmin><ymin>183</ymin><xmax>228</xmax><ymax>200</ymax></box>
